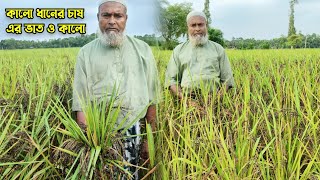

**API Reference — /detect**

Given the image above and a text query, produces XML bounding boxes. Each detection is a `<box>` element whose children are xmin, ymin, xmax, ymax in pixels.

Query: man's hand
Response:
<box><xmin>78</xmin><ymin>123</ymin><xmax>87</xmax><ymax>132</ymax></box>
<box><xmin>140</xmin><ymin>139</ymin><xmax>149</xmax><ymax>161</ymax></box>
<box><xmin>169</xmin><ymin>84</ymin><xmax>183</xmax><ymax>100</ymax></box>
<box><xmin>186</xmin><ymin>98</ymin><xmax>206</xmax><ymax>118</ymax></box>
<box><xmin>186</xmin><ymin>98</ymin><xmax>200</xmax><ymax>108</ymax></box>
<box><xmin>146</xmin><ymin>105</ymin><xmax>156</xmax><ymax>131</ymax></box>
<box><xmin>141</xmin><ymin>105</ymin><xmax>156</xmax><ymax>163</ymax></box>
<box><xmin>76</xmin><ymin>111</ymin><xmax>87</xmax><ymax>132</ymax></box>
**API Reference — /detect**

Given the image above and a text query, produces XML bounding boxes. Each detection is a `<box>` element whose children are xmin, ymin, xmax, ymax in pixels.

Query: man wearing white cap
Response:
<box><xmin>165</xmin><ymin>10</ymin><xmax>235</xmax><ymax>102</ymax></box>
<box><xmin>72</xmin><ymin>0</ymin><xmax>159</xmax><ymax>178</ymax></box>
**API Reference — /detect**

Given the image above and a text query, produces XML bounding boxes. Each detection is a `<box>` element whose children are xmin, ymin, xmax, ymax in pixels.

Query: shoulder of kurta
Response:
<box><xmin>173</xmin><ymin>41</ymin><xmax>189</xmax><ymax>54</ymax></box>
<box><xmin>126</xmin><ymin>36</ymin><xmax>156</xmax><ymax>71</ymax></box>
<box><xmin>127</xmin><ymin>36</ymin><xmax>152</xmax><ymax>53</ymax></box>
<box><xmin>77</xmin><ymin>38</ymin><xmax>100</xmax><ymax>55</ymax></box>
<box><xmin>208</xmin><ymin>40</ymin><xmax>225</xmax><ymax>52</ymax></box>
<box><xmin>80</xmin><ymin>38</ymin><xmax>100</xmax><ymax>51</ymax></box>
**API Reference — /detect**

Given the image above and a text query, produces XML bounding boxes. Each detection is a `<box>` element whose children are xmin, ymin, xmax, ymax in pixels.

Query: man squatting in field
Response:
<box><xmin>72</xmin><ymin>0</ymin><xmax>160</xmax><ymax>179</ymax></box>
<box><xmin>165</xmin><ymin>10</ymin><xmax>235</xmax><ymax>104</ymax></box>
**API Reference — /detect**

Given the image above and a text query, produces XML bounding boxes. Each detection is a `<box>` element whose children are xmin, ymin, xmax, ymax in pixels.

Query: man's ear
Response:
<box><xmin>97</xmin><ymin>13</ymin><xmax>99</xmax><ymax>20</ymax></box>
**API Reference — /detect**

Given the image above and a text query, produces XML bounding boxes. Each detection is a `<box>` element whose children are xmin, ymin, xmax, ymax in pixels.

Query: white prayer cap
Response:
<box><xmin>97</xmin><ymin>0</ymin><xmax>127</xmax><ymax>8</ymax></box>
<box><xmin>186</xmin><ymin>10</ymin><xmax>207</xmax><ymax>23</ymax></box>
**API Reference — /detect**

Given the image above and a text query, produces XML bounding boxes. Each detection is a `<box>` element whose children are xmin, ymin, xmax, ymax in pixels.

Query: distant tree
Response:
<box><xmin>288</xmin><ymin>0</ymin><xmax>298</xmax><ymax>37</ymax></box>
<box><xmin>134</xmin><ymin>34</ymin><xmax>163</xmax><ymax>46</ymax></box>
<box><xmin>208</xmin><ymin>28</ymin><xmax>224</xmax><ymax>46</ymax></box>
<box><xmin>260</xmin><ymin>41</ymin><xmax>270</xmax><ymax>49</ymax></box>
<box><xmin>203</xmin><ymin>0</ymin><xmax>212</xmax><ymax>26</ymax></box>
<box><xmin>286</xmin><ymin>33</ymin><xmax>303</xmax><ymax>48</ymax></box>
<box><xmin>270</xmin><ymin>35</ymin><xmax>288</xmax><ymax>49</ymax></box>
<box><xmin>159</xmin><ymin>2</ymin><xmax>192</xmax><ymax>49</ymax></box>
<box><xmin>287</xmin><ymin>0</ymin><xmax>299</xmax><ymax>48</ymax></box>
<box><xmin>306</xmin><ymin>33</ymin><xmax>320</xmax><ymax>48</ymax></box>
<box><xmin>224</xmin><ymin>34</ymin><xmax>320</xmax><ymax>49</ymax></box>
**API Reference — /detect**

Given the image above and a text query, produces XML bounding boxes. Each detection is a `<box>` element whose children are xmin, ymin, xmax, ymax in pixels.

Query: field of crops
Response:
<box><xmin>0</xmin><ymin>47</ymin><xmax>319</xmax><ymax>179</ymax></box>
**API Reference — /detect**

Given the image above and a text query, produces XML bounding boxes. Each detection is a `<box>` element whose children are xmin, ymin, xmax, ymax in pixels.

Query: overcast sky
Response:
<box><xmin>0</xmin><ymin>0</ymin><xmax>319</xmax><ymax>41</ymax></box>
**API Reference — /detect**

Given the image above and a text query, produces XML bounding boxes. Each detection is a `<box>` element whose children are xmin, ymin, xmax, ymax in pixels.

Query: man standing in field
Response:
<box><xmin>165</xmin><ymin>10</ymin><xmax>235</xmax><ymax>104</ymax></box>
<box><xmin>72</xmin><ymin>0</ymin><xmax>159</xmax><ymax>178</ymax></box>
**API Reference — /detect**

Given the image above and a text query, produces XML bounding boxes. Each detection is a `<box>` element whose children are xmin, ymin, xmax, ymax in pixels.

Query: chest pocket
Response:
<box><xmin>89</xmin><ymin>72</ymin><xmax>115</xmax><ymax>99</ymax></box>
<box><xmin>204</xmin><ymin>56</ymin><xmax>220</xmax><ymax>73</ymax></box>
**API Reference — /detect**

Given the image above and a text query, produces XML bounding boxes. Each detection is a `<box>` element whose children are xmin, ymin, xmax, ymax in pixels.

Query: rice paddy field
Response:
<box><xmin>0</xmin><ymin>47</ymin><xmax>319</xmax><ymax>179</ymax></box>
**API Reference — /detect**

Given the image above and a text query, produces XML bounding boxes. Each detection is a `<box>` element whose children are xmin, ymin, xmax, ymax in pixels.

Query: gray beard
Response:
<box><xmin>97</xmin><ymin>28</ymin><xmax>125</xmax><ymax>47</ymax></box>
<box><xmin>189</xmin><ymin>33</ymin><xmax>208</xmax><ymax>46</ymax></box>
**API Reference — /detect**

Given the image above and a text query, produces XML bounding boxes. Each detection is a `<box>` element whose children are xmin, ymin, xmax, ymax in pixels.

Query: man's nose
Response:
<box><xmin>108</xmin><ymin>16</ymin><xmax>116</xmax><ymax>25</ymax></box>
<box><xmin>195</xmin><ymin>25</ymin><xmax>201</xmax><ymax>31</ymax></box>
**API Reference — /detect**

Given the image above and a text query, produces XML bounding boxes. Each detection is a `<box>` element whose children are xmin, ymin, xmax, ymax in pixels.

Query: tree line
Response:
<box><xmin>226</xmin><ymin>34</ymin><xmax>320</xmax><ymax>49</ymax></box>
<box><xmin>1</xmin><ymin>32</ymin><xmax>320</xmax><ymax>50</ymax></box>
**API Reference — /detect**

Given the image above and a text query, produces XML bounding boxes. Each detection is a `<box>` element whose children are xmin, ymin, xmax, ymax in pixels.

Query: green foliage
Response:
<box><xmin>303</xmin><ymin>33</ymin><xmax>320</xmax><ymax>48</ymax></box>
<box><xmin>287</xmin><ymin>0</ymin><xmax>300</xmax><ymax>49</ymax></box>
<box><xmin>260</xmin><ymin>41</ymin><xmax>271</xmax><ymax>49</ymax></box>
<box><xmin>134</xmin><ymin>34</ymin><xmax>164</xmax><ymax>47</ymax></box>
<box><xmin>162</xmin><ymin>39</ymin><xmax>180</xmax><ymax>50</ymax></box>
<box><xmin>287</xmin><ymin>33</ymin><xmax>303</xmax><ymax>49</ymax></box>
<box><xmin>203</xmin><ymin>0</ymin><xmax>212</xmax><ymax>26</ymax></box>
<box><xmin>208</xmin><ymin>27</ymin><xmax>225</xmax><ymax>46</ymax></box>
<box><xmin>156</xmin><ymin>49</ymin><xmax>320</xmax><ymax>179</ymax></box>
<box><xmin>288</xmin><ymin>0</ymin><xmax>299</xmax><ymax>37</ymax></box>
<box><xmin>159</xmin><ymin>2</ymin><xmax>192</xmax><ymax>49</ymax></box>
<box><xmin>52</xmin><ymin>92</ymin><xmax>135</xmax><ymax>179</ymax></box>
<box><xmin>1</xmin><ymin>48</ymin><xmax>320</xmax><ymax>179</ymax></box>
<box><xmin>225</xmin><ymin>34</ymin><xmax>320</xmax><ymax>49</ymax></box>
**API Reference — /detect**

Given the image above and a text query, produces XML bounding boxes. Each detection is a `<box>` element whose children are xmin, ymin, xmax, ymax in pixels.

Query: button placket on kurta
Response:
<box><xmin>114</xmin><ymin>46</ymin><xmax>126</xmax><ymax>101</ymax></box>
<box><xmin>113</xmin><ymin>47</ymin><xmax>124</xmax><ymax>81</ymax></box>
<box><xmin>190</xmin><ymin>46</ymin><xmax>198</xmax><ymax>77</ymax></box>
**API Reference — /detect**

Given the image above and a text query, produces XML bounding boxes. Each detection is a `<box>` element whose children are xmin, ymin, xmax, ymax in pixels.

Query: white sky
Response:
<box><xmin>0</xmin><ymin>0</ymin><xmax>319</xmax><ymax>41</ymax></box>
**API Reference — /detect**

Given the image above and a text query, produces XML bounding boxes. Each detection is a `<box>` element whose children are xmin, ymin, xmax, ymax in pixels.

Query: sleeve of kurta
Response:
<box><xmin>72</xmin><ymin>49</ymin><xmax>88</xmax><ymax>112</ymax></box>
<box><xmin>219</xmin><ymin>48</ymin><xmax>235</xmax><ymax>88</ymax></box>
<box><xmin>146</xmin><ymin>48</ymin><xmax>161</xmax><ymax>105</ymax></box>
<box><xmin>165</xmin><ymin>49</ymin><xmax>180</xmax><ymax>88</ymax></box>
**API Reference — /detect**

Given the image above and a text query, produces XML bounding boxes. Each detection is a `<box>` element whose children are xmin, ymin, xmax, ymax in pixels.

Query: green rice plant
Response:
<box><xmin>52</xmin><ymin>86</ymin><xmax>148</xmax><ymax>179</ymax></box>
<box><xmin>0</xmin><ymin>48</ymin><xmax>319</xmax><ymax>179</ymax></box>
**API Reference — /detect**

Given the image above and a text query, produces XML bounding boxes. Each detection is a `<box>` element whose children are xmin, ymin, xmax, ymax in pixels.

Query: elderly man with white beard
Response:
<box><xmin>165</xmin><ymin>10</ymin><xmax>235</xmax><ymax>104</ymax></box>
<box><xmin>72</xmin><ymin>0</ymin><xmax>159</xmax><ymax>178</ymax></box>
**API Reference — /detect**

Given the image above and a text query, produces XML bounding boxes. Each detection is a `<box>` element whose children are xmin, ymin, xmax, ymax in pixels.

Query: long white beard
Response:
<box><xmin>189</xmin><ymin>33</ymin><xmax>208</xmax><ymax>46</ymax></box>
<box><xmin>97</xmin><ymin>28</ymin><xmax>125</xmax><ymax>47</ymax></box>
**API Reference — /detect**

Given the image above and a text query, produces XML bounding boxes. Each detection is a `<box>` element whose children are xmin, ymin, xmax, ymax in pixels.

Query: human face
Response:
<box><xmin>97</xmin><ymin>2</ymin><xmax>127</xmax><ymax>34</ymax></box>
<box><xmin>187</xmin><ymin>16</ymin><xmax>207</xmax><ymax>38</ymax></box>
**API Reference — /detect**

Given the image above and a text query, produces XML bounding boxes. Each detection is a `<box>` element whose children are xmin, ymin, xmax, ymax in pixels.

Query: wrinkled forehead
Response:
<box><xmin>187</xmin><ymin>16</ymin><xmax>206</xmax><ymax>25</ymax></box>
